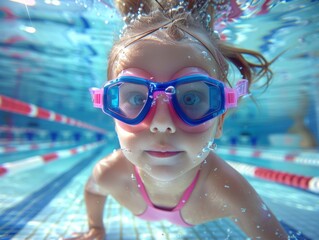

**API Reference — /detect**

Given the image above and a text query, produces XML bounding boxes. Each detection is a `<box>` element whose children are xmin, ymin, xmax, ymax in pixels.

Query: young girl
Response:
<box><xmin>68</xmin><ymin>1</ymin><xmax>288</xmax><ymax>239</ymax></box>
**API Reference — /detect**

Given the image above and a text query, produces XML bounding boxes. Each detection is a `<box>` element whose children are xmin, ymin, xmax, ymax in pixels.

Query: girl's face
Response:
<box><xmin>113</xmin><ymin>37</ymin><xmax>226</xmax><ymax>181</ymax></box>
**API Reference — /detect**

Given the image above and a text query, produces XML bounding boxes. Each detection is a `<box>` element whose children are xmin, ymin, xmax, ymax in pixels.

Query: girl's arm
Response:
<box><xmin>84</xmin><ymin>176</ymin><xmax>107</xmax><ymax>234</ymax></box>
<box><xmin>64</xmin><ymin>176</ymin><xmax>107</xmax><ymax>240</ymax></box>
<box><xmin>229</xmin><ymin>176</ymin><xmax>288</xmax><ymax>239</ymax></box>
<box><xmin>209</xmin><ymin>157</ymin><xmax>289</xmax><ymax>239</ymax></box>
<box><xmin>231</xmin><ymin>200</ymin><xmax>288</xmax><ymax>239</ymax></box>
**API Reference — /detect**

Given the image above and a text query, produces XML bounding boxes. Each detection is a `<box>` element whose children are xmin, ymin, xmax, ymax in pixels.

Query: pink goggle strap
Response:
<box><xmin>90</xmin><ymin>88</ymin><xmax>104</xmax><ymax>108</ymax></box>
<box><xmin>224</xmin><ymin>79</ymin><xmax>249</xmax><ymax>109</ymax></box>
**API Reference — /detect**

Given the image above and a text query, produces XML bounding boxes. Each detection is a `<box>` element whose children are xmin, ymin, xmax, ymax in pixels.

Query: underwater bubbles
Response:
<box><xmin>165</xmin><ymin>86</ymin><xmax>176</xmax><ymax>95</ymax></box>
<box><xmin>121</xmin><ymin>147</ymin><xmax>131</xmax><ymax>153</ymax></box>
<box><xmin>196</xmin><ymin>139</ymin><xmax>217</xmax><ymax>158</ymax></box>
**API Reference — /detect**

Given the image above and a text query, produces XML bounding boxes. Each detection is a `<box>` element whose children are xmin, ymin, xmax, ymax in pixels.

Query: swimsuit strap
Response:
<box><xmin>134</xmin><ymin>166</ymin><xmax>154</xmax><ymax>206</ymax></box>
<box><xmin>134</xmin><ymin>166</ymin><xmax>201</xmax><ymax>211</ymax></box>
<box><xmin>173</xmin><ymin>169</ymin><xmax>201</xmax><ymax>211</ymax></box>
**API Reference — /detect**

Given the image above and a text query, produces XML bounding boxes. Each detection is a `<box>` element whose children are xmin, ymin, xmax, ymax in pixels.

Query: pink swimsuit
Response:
<box><xmin>134</xmin><ymin>166</ymin><xmax>200</xmax><ymax>227</ymax></box>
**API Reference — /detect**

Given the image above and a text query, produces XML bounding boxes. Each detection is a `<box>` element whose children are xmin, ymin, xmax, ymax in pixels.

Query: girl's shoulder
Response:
<box><xmin>204</xmin><ymin>152</ymin><xmax>248</xmax><ymax>188</ymax></box>
<box><xmin>92</xmin><ymin>149</ymin><xmax>131</xmax><ymax>192</ymax></box>
<box><xmin>203</xmin><ymin>152</ymin><xmax>261</xmax><ymax>210</ymax></box>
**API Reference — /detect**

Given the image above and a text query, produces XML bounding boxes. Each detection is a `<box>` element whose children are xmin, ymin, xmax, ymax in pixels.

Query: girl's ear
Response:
<box><xmin>215</xmin><ymin>113</ymin><xmax>226</xmax><ymax>139</ymax></box>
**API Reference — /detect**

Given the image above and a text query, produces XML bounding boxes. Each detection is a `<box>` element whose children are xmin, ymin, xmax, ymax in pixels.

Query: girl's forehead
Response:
<box><xmin>112</xmin><ymin>38</ymin><xmax>220</xmax><ymax>81</ymax></box>
<box><xmin>119</xmin><ymin>67</ymin><xmax>209</xmax><ymax>80</ymax></box>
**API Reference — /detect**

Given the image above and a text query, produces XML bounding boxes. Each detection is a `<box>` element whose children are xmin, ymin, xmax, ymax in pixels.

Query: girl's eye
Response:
<box><xmin>128</xmin><ymin>93</ymin><xmax>147</xmax><ymax>106</ymax></box>
<box><xmin>182</xmin><ymin>92</ymin><xmax>201</xmax><ymax>105</ymax></box>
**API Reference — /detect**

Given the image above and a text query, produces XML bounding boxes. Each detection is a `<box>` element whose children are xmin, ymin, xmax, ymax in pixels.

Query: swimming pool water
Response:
<box><xmin>0</xmin><ymin>144</ymin><xmax>318</xmax><ymax>239</ymax></box>
<box><xmin>0</xmin><ymin>0</ymin><xmax>319</xmax><ymax>239</ymax></box>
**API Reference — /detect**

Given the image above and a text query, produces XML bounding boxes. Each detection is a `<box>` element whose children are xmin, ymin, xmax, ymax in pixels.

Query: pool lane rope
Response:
<box><xmin>1</xmin><ymin>141</ymin><xmax>318</xmax><ymax>193</ymax></box>
<box><xmin>227</xmin><ymin>161</ymin><xmax>319</xmax><ymax>194</ymax></box>
<box><xmin>218</xmin><ymin>146</ymin><xmax>319</xmax><ymax>167</ymax></box>
<box><xmin>0</xmin><ymin>141</ymin><xmax>105</xmax><ymax>177</ymax></box>
<box><xmin>0</xmin><ymin>95</ymin><xmax>107</xmax><ymax>134</ymax></box>
<box><xmin>0</xmin><ymin>140</ymin><xmax>77</xmax><ymax>154</ymax></box>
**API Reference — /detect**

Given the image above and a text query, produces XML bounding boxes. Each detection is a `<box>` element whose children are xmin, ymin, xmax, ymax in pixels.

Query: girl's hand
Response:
<box><xmin>62</xmin><ymin>228</ymin><xmax>106</xmax><ymax>240</ymax></box>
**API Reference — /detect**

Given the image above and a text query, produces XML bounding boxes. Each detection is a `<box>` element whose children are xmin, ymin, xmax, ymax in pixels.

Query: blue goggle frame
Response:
<box><xmin>90</xmin><ymin>75</ymin><xmax>248</xmax><ymax>126</ymax></box>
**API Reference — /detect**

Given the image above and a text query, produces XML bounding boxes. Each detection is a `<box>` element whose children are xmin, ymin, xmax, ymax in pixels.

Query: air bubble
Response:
<box><xmin>121</xmin><ymin>147</ymin><xmax>131</xmax><ymax>153</ymax></box>
<box><xmin>262</xmin><ymin>203</ymin><xmax>268</xmax><ymax>211</ymax></box>
<box><xmin>163</xmin><ymin>97</ymin><xmax>170</xmax><ymax>102</ymax></box>
<box><xmin>202</xmin><ymin>147</ymin><xmax>210</xmax><ymax>152</ymax></box>
<box><xmin>241</xmin><ymin>208</ymin><xmax>246</xmax><ymax>213</ymax></box>
<box><xmin>145</xmin><ymin>164</ymin><xmax>152</xmax><ymax>171</ymax></box>
<box><xmin>224</xmin><ymin>185</ymin><xmax>230</xmax><ymax>188</ymax></box>
<box><xmin>196</xmin><ymin>152</ymin><xmax>203</xmax><ymax>158</ymax></box>
<box><xmin>151</xmin><ymin>100</ymin><xmax>156</xmax><ymax>107</ymax></box>
<box><xmin>206</xmin><ymin>14</ymin><xmax>211</xmax><ymax>24</ymax></box>
<box><xmin>165</xmin><ymin>86</ymin><xmax>176</xmax><ymax>94</ymax></box>
<box><xmin>202</xmin><ymin>51</ymin><xmax>208</xmax><ymax>58</ymax></box>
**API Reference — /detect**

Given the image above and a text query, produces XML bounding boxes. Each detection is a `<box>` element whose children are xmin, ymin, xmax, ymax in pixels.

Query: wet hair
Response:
<box><xmin>108</xmin><ymin>0</ymin><xmax>273</xmax><ymax>90</ymax></box>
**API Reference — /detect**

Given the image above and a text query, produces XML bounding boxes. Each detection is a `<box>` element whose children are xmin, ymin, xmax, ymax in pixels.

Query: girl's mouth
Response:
<box><xmin>145</xmin><ymin>151</ymin><xmax>183</xmax><ymax>158</ymax></box>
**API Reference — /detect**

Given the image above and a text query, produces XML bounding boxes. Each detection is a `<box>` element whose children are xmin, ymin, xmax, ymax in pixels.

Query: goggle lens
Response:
<box><xmin>107</xmin><ymin>82</ymin><xmax>149</xmax><ymax>120</ymax></box>
<box><xmin>175</xmin><ymin>81</ymin><xmax>222</xmax><ymax>120</ymax></box>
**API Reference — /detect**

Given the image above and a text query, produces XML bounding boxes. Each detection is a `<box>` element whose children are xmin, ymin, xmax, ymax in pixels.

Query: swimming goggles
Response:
<box><xmin>90</xmin><ymin>75</ymin><xmax>248</xmax><ymax>126</ymax></box>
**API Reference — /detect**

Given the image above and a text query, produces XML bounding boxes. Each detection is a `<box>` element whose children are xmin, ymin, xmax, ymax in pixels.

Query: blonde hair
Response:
<box><xmin>108</xmin><ymin>0</ymin><xmax>272</xmax><ymax>90</ymax></box>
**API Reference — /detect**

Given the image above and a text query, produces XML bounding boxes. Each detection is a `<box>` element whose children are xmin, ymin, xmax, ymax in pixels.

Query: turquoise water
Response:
<box><xmin>0</xmin><ymin>145</ymin><xmax>318</xmax><ymax>239</ymax></box>
<box><xmin>0</xmin><ymin>0</ymin><xmax>319</xmax><ymax>239</ymax></box>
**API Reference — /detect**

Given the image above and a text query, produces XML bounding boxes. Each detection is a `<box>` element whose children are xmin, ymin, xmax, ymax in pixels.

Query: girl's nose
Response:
<box><xmin>149</xmin><ymin>94</ymin><xmax>176</xmax><ymax>133</ymax></box>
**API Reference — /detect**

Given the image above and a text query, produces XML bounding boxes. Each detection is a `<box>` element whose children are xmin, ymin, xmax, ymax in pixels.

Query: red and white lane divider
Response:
<box><xmin>218</xmin><ymin>146</ymin><xmax>319</xmax><ymax>167</ymax></box>
<box><xmin>0</xmin><ymin>126</ymin><xmax>48</xmax><ymax>135</ymax></box>
<box><xmin>227</xmin><ymin>161</ymin><xmax>319</xmax><ymax>193</ymax></box>
<box><xmin>0</xmin><ymin>95</ymin><xmax>107</xmax><ymax>134</ymax></box>
<box><xmin>0</xmin><ymin>141</ymin><xmax>76</xmax><ymax>154</ymax></box>
<box><xmin>0</xmin><ymin>141</ymin><xmax>105</xmax><ymax>177</ymax></box>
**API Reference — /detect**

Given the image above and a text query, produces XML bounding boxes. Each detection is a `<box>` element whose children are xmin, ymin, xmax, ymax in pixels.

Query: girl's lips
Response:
<box><xmin>146</xmin><ymin>151</ymin><xmax>183</xmax><ymax>158</ymax></box>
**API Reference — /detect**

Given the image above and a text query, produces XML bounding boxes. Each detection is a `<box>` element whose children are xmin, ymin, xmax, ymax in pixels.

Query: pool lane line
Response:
<box><xmin>0</xmin><ymin>148</ymin><xmax>103</xmax><ymax>239</ymax></box>
<box><xmin>226</xmin><ymin>160</ymin><xmax>319</xmax><ymax>194</ymax></box>
<box><xmin>218</xmin><ymin>146</ymin><xmax>319</xmax><ymax>167</ymax></box>
<box><xmin>0</xmin><ymin>94</ymin><xmax>107</xmax><ymax>134</ymax></box>
<box><xmin>0</xmin><ymin>140</ymin><xmax>77</xmax><ymax>155</ymax></box>
<box><xmin>0</xmin><ymin>141</ymin><xmax>105</xmax><ymax>177</ymax></box>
